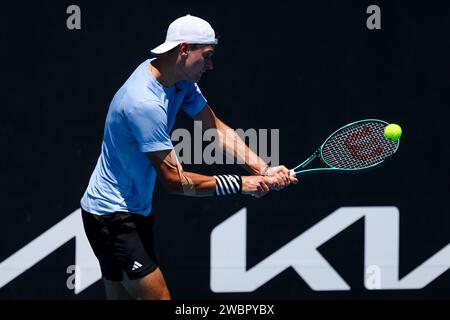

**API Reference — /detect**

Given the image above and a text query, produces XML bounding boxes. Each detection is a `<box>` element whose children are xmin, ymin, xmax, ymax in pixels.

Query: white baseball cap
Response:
<box><xmin>151</xmin><ymin>14</ymin><xmax>218</xmax><ymax>55</ymax></box>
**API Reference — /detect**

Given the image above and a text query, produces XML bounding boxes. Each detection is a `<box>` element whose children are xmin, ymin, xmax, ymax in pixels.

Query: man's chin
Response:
<box><xmin>186</xmin><ymin>73</ymin><xmax>204</xmax><ymax>83</ymax></box>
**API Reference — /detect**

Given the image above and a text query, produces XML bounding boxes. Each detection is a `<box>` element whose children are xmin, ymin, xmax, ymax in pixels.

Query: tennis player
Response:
<box><xmin>80</xmin><ymin>14</ymin><xmax>297</xmax><ymax>300</ymax></box>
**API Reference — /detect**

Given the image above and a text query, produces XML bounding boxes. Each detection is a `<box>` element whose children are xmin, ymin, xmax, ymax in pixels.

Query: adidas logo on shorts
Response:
<box><xmin>132</xmin><ymin>261</ymin><xmax>143</xmax><ymax>271</ymax></box>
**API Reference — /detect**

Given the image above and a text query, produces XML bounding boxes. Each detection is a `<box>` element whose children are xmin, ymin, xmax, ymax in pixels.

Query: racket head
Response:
<box><xmin>318</xmin><ymin>119</ymin><xmax>400</xmax><ymax>172</ymax></box>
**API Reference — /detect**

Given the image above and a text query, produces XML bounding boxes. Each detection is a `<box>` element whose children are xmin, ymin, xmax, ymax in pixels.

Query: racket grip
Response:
<box><xmin>289</xmin><ymin>169</ymin><xmax>296</xmax><ymax>176</ymax></box>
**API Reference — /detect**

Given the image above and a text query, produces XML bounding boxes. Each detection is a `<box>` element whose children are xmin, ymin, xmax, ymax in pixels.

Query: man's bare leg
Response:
<box><xmin>103</xmin><ymin>279</ymin><xmax>134</xmax><ymax>300</ymax></box>
<box><xmin>120</xmin><ymin>267</ymin><xmax>171</xmax><ymax>300</ymax></box>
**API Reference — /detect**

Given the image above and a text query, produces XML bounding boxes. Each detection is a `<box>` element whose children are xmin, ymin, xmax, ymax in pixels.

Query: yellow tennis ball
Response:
<box><xmin>384</xmin><ymin>123</ymin><xmax>402</xmax><ymax>141</ymax></box>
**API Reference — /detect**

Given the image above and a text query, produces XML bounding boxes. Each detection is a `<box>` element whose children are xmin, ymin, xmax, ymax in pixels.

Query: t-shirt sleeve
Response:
<box><xmin>125</xmin><ymin>101</ymin><xmax>174</xmax><ymax>153</ymax></box>
<box><xmin>181</xmin><ymin>83</ymin><xmax>208</xmax><ymax>118</ymax></box>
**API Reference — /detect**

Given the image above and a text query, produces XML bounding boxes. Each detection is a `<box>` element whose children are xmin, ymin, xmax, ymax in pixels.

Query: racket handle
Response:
<box><xmin>289</xmin><ymin>169</ymin><xmax>296</xmax><ymax>176</ymax></box>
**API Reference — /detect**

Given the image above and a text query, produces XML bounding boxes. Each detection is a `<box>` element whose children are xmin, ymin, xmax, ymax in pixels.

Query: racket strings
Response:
<box><xmin>321</xmin><ymin>122</ymin><xmax>398</xmax><ymax>169</ymax></box>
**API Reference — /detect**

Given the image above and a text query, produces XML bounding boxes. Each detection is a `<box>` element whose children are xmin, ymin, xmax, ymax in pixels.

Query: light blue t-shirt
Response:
<box><xmin>80</xmin><ymin>59</ymin><xmax>207</xmax><ymax>216</ymax></box>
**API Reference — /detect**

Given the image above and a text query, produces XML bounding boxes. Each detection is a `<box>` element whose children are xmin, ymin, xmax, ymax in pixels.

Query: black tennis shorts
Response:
<box><xmin>81</xmin><ymin>209</ymin><xmax>159</xmax><ymax>281</ymax></box>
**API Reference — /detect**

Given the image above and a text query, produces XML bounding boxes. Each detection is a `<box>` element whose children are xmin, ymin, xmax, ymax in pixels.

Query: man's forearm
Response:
<box><xmin>148</xmin><ymin>148</ymin><xmax>273</xmax><ymax>198</ymax></box>
<box><xmin>215</xmin><ymin>119</ymin><xmax>268</xmax><ymax>175</ymax></box>
<box><xmin>171</xmin><ymin>171</ymin><xmax>215</xmax><ymax>197</ymax></box>
<box><xmin>167</xmin><ymin>171</ymin><xmax>265</xmax><ymax>198</ymax></box>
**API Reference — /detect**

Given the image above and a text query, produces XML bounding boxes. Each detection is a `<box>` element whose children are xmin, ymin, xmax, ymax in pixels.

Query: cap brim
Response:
<box><xmin>150</xmin><ymin>41</ymin><xmax>183</xmax><ymax>55</ymax></box>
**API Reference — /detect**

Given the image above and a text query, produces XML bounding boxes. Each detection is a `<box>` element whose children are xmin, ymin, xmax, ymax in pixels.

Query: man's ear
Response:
<box><xmin>179</xmin><ymin>43</ymin><xmax>190</xmax><ymax>56</ymax></box>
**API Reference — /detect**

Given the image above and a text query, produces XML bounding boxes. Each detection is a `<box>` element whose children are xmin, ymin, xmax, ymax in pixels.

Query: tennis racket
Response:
<box><xmin>289</xmin><ymin>119</ymin><xmax>400</xmax><ymax>177</ymax></box>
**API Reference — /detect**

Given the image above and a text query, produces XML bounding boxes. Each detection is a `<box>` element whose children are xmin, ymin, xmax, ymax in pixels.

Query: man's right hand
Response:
<box><xmin>241</xmin><ymin>176</ymin><xmax>274</xmax><ymax>198</ymax></box>
<box><xmin>242</xmin><ymin>170</ymin><xmax>298</xmax><ymax>198</ymax></box>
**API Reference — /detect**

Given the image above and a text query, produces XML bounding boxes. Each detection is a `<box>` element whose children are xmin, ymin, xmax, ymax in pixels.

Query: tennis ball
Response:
<box><xmin>384</xmin><ymin>123</ymin><xmax>402</xmax><ymax>141</ymax></box>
